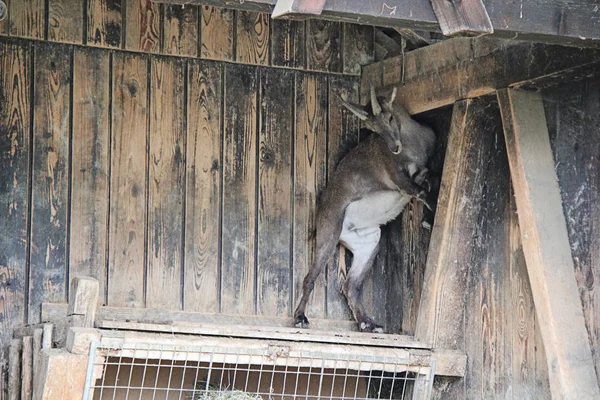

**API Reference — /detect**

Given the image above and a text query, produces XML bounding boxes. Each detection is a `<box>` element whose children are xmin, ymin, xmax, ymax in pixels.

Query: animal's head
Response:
<box><xmin>341</xmin><ymin>84</ymin><xmax>402</xmax><ymax>154</ymax></box>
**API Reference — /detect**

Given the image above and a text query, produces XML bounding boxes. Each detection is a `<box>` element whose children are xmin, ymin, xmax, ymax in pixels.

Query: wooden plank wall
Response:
<box><xmin>0</xmin><ymin>2</ymin><xmax>376</xmax><ymax>394</ymax></box>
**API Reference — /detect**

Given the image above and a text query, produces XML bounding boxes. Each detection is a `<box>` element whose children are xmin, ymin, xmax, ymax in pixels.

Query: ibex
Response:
<box><xmin>293</xmin><ymin>85</ymin><xmax>436</xmax><ymax>333</ymax></box>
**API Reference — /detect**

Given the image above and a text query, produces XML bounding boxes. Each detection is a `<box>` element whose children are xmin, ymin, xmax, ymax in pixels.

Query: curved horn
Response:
<box><xmin>340</xmin><ymin>97</ymin><xmax>369</xmax><ymax>121</ymax></box>
<box><xmin>370</xmin><ymin>83</ymin><xmax>382</xmax><ymax>116</ymax></box>
<box><xmin>389</xmin><ymin>87</ymin><xmax>397</xmax><ymax>104</ymax></box>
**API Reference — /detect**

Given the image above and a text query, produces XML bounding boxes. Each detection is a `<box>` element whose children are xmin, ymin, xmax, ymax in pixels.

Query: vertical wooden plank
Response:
<box><xmin>257</xmin><ymin>68</ymin><xmax>293</xmax><ymax>317</ymax></box>
<box><xmin>8</xmin><ymin>0</ymin><xmax>45</xmax><ymax>39</ymax></box>
<box><xmin>21</xmin><ymin>335</ymin><xmax>33</xmax><ymax>400</ymax></box>
<box><xmin>545</xmin><ymin>80</ymin><xmax>600</xmax><ymax>387</ymax></box>
<box><xmin>147</xmin><ymin>56</ymin><xmax>185</xmax><ymax>310</ymax></box>
<box><xmin>0</xmin><ymin>42</ymin><xmax>31</xmax><ymax>383</ymax></box>
<box><xmin>87</xmin><ymin>0</ymin><xmax>122</xmax><ymax>49</ymax></box>
<box><xmin>70</xmin><ymin>47</ymin><xmax>109</xmax><ymax>304</ymax></box>
<box><xmin>163</xmin><ymin>4</ymin><xmax>198</xmax><ymax>57</ymax></box>
<box><xmin>200</xmin><ymin>6</ymin><xmax>235</xmax><ymax>62</ymax></box>
<box><xmin>307</xmin><ymin>20</ymin><xmax>341</xmax><ymax>73</ymax></box>
<box><xmin>294</xmin><ymin>72</ymin><xmax>328</xmax><ymax>319</ymax></box>
<box><xmin>236</xmin><ymin>11</ymin><xmax>269</xmax><ymax>65</ymax></box>
<box><xmin>497</xmin><ymin>88</ymin><xmax>600</xmax><ymax>399</ymax></box>
<box><xmin>29</xmin><ymin>42</ymin><xmax>71</xmax><ymax>324</ymax></box>
<box><xmin>48</xmin><ymin>0</ymin><xmax>84</xmax><ymax>44</ymax></box>
<box><xmin>184</xmin><ymin>60</ymin><xmax>222</xmax><ymax>313</ymax></box>
<box><xmin>125</xmin><ymin>0</ymin><xmax>162</xmax><ymax>53</ymax></box>
<box><xmin>271</xmin><ymin>19</ymin><xmax>305</xmax><ymax>69</ymax></box>
<box><xmin>8</xmin><ymin>338</ymin><xmax>21</xmax><ymax>400</ymax></box>
<box><xmin>221</xmin><ymin>63</ymin><xmax>257</xmax><ymax>315</ymax></box>
<box><xmin>342</xmin><ymin>24</ymin><xmax>374</xmax><ymax>75</ymax></box>
<box><xmin>108</xmin><ymin>52</ymin><xmax>148</xmax><ymax>308</ymax></box>
<box><xmin>326</xmin><ymin>76</ymin><xmax>360</xmax><ymax>321</ymax></box>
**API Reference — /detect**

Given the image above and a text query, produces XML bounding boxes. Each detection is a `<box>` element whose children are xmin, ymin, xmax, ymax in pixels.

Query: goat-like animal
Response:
<box><xmin>293</xmin><ymin>85</ymin><xmax>436</xmax><ymax>333</ymax></box>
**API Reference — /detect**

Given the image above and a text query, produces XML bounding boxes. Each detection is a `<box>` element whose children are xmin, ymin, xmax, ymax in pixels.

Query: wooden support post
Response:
<box><xmin>272</xmin><ymin>0</ymin><xmax>327</xmax><ymax>18</ymax></box>
<box><xmin>430</xmin><ymin>0</ymin><xmax>493</xmax><ymax>36</ymax></box>
<box><xmin>21</xmin><ymin>336</ymin><xmax>33</xmax><ymax>400</ymax></box>
<box><xmin>42</xmin><ymin>323</ymin><xmax>53</xmax><ymax>349</ymax></box>
<box><xmin>32</xmin><ymin>349</ymin><xmax>89</xmax><ymax>400</ymax></box>
<box><xmin>8</xmin><ymin>339</ymin><xmax>21</xmax><ymax>400</ymax></box>
<box><xmin>497</xmin><ymin>88</ymin><xmax>600</xmax><ymax>399</ymax></box>
<box><xmin>68</xmin><ymin>276</ymin><xmax>100</xmax><ymax>327</ymax></box>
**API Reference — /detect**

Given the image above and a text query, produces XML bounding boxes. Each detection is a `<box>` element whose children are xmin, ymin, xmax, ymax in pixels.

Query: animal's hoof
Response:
<box><xmin>360</xmin><ymin>320</ymin><xmax>384</xmax><ymax>333</ymax></box>
<box><xmin>294</xmin><ymin>315</ymin><xmax>310</xmax><ymax>329</ymax></box>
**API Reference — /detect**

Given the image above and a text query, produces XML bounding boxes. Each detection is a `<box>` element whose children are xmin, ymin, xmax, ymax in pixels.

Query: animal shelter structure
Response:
<box><xmin>1</xmin><ymin>0</ymin><xmax>600</xmax><ymax>398</ymax></box>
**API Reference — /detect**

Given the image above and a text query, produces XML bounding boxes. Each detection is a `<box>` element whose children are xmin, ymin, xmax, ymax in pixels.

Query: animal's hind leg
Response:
<box><xmin>340</xmin><ymin>227</ymin><xmax>383</xmax><ymax>333</ymax></box>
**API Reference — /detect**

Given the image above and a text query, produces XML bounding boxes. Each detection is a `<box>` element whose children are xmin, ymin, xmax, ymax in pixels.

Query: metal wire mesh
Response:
<box><xmin>83</xmin><ymin>341</ymin><xmax>434</xmax><ymax>400</ymax></box>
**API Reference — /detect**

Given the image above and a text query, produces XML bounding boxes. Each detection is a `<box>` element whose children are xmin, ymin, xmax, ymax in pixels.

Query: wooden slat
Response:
<box><xmin>361</xmin><ymin>37</ymin><xmax>600</xmax><ymax>115</ymax></box>
<box><xmin>125</xmin><ymin>0</ymin><xmax>162</xmax><ymax>53</ymax></box>
<box><xmin>21</xmin><ymin>335</ymin><xmax>32</xmax><ymax>400</ymax></box>
<box><xmin>159</xmin><ymin>0</ymin><xmax>600</xmax><ymax>47</ymax></box>
<box><xmin>307</xmin><ymin>20</ymin><xmax>341</xmax><ymax>73</ymax></box>
<box><xmin>0</xmin><ymin>41</ymin><xmax>30</xmax><ymax>352</ymax></box>
<box><xmin>200</xmin><ymin>6</ymin><xmax>235</xmax><ymax>62</ymax></box>
<box><xmin>108</xmin><ymin>52</ymin><xmax>148</xmax><ymax>308</ymax></box>
<box><xmin>32</xmin><ymin>349</ymin><xmax>88</xmax><ymax>400</ymax></box>
<box><xmin>256</xmin><ymin>68</ymin><xmax>293</xmax><ymax>317</ymax></box>
<box><xmin>271</xmin><ymin>0</ymin><xmax>328</xmax><ymax>18</ymax></box>
<box><xmin>96</xmin><ymin>319</ymin><xmax>431</xmax><ymax>349</ymax></box>
<box><xmin>32</xmin><ymin>329</ymin><xmax>42</xmax><ymax>370</ymax></box>
<box><xmin>221</xmin><ymin>64</ymin><xmax>258</xmax><ymax>314</ymax></box>
<box><xmin>87</xmin><ymin>0</ymin><xmax>122</xmax><ymax>48</ymax></box>
<box><xmin>7</xmin><ymin>0</ymin><xmax>44</xmax><ymax>39</ymax></box>
<box><xmin>147</xmin><ymin>56</ymin><xmax>186</xmax><ymax>309</ymax></box>
<box><xmin>8</xmin><ymin>338</ymin><xmax>21</xmax><ymax>400</ymax></box>
<box><xmin>293</xmin><ymin>73</ymin><xmax>328</xmax><ymax>319</ymax></box>
<box><xmin>29</xmin><ymin>42</ymin><xmax>71</xmax><ymax>324</ymax></box>
<box><xmin>270</xmin><ymin>19</ymin><xmax>305</xmax><ymax>69</ymax></box>
<box><xmin>430</xmin><ymin>0</ymin><xmax>493</xmax><ymax>36</ymax></box>
<box><xmin>163</xmin><ymin>4</ymin><xmax>198</xmax><ymax>57</ymax></box>
<box><xmin>67</xmin><ymin>277</ymin><xmax>100</xmax><ymax>328</ymax></box>
<box><xmin>342</xmin><ymin>24</ymin><xmax>374</xmax><ymax>75</ymax></box>
<box><xmin>497</xmin><ymin>88</ymin><xmax>600</xmax><ymax>399</ymax></box>
<box><xmin>43</xmin><ymin>302</ymin><xmax>358</xmax><ymax>331</ymax></box>
<box><xmin>236</xmin><ymin>11</ymin><xmax>270</xmax><ymax>65</ymax></box>
<box><xmin>326</xmin><ymin>76</ymin><xmax>360</xmax><ymax>320</ymax></box>
<box><xmin>70</xmin><ymin>47</ymin><xmax>110</xmax><ymax>303</ymax></box>
<box><xmin>48</xmin><ymin>0</ymin><xmax>84</xmax><ymax>43</ymax></box>
<box><xmin>184</xmin><ymin>60</ymin><xmax>222</xmax><ymax>313</ymax></box>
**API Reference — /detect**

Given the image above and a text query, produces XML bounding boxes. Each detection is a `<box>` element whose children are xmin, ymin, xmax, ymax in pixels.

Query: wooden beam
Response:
<box><xmin>361</xmin><ymin>37</ymin><xmax>600</xmax><ymax>114</ymax></box>
<box><xmin>154</xmin><ymin>0</ymin><xmax>600</xmax><ymax>47</ymax></box>
<box><xmin>497</xmin><ymin>88</ymin><xmax>600</xmax><ymax>399</ymax></box>
<box><xmin>32</xmin><ymin>349</ymin><xmax>88</xmax><ymax>400</ymax></box>
<box><xmin>272</xmin><ymin>0</ymin><xmax>327</xmax><ymax>18</ymax></box>
<box><xmin>430</xmin><ymin>0</ymin><xmax>493</xmax><ymax>36</ymax></box>
<box><xmin>8</xmin><ymin>339</ymin><xmax>21</xmax><ymax>400</ymax></box>
<box><xmin>67</xmin><ymin>276</ymin><xmax>100</xmax><ymax>328</ymax></box>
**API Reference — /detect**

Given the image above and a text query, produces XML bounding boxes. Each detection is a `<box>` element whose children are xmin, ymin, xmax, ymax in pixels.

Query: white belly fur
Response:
<box><xmin>343</xmin><ymin>190</ymin><xmax>411</xmax><ymax>232</ymax></box>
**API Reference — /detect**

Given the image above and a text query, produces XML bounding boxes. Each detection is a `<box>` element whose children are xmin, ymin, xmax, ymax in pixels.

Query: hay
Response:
<box><xmin>190</xmin><ymin>381</ymin><xmax>263</xmax><ymax>400</ymax></box>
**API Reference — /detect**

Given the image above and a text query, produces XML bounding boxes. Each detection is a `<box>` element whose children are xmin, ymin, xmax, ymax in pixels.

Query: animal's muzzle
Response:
<box><xmin>391</xmin><ymin>141</ymin><xmax>402</xmax><ymax>154</ymax></box>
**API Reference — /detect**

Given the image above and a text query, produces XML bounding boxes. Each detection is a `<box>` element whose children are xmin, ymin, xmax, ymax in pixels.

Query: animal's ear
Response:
<box><xmin>339</xmin><ymin>96</ymin><xmax>369</xmax><ymax>121</ymax></box>
<box><xmin>370</xmin><ymin>83</ymin><xmax>382</xmax><ymax>116</ymax></box>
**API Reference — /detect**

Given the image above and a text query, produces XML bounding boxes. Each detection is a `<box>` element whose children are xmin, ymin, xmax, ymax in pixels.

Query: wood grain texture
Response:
<box><xmin>147</xmin><ymin>56</ymin><xmax>186</xmax><ymax>310</ymax></box>
<box><xmin>545</xmin><ymin>80</ymin><xmax>600</xmax><ymax>386</ymax></box>
<box><xmin>48</xmin><ymin>0</ymin><xmax>84</xmax><ymax>43</ymax></box>
<box><xmin>201</xmin><ymin>6</ymin><xmax>235</xmax><ymax>62</ymax></box>
<box><xmin>430</xmin><ymin>0</ymin><xmax>493</xmax><ymax>36</ymax></box>
<box><xmin>29</xmin><ymin>43</ymin><xmax>71</xmax><ymax>324</ymax></box>
<box><xmin>126</xmin><ymin>0</ymin><xmax>162</xmax><ymax>53</ymax></box>
<box><xmin>236</xmin><ymin>11</ymin><xmax>270</xmax><ymax>65</ymax></box>
<box><xmin>342</xmin><ymin>24</ymin><xmax>374</xmax><ymax>75</ymax></box>
<box><xmin>498</xmin><ymin>88</ymin><xmax>599</xmax><ymax>399</ymax></box>
<box><xmin>326</xmin><ymin>76</ymin><xmax>360</xmax><ymax>321</ymax></box>
<box><xmin>0</xmin><ymin>41</ymin><xmax>31</xmax><ymax>355</ymax></box>
<box><xmin>221</xmin><ymin>63</ymin><xmax>258</xmax><ymax>314</ymax></box>
<box><xmin>185</xmin><ymin>60</ymin><xmax>222</xmax><ymax>313</ymax></box>
<box><xmin>108</xmin><ymin>52</ymin><xmax>148</xmax><ymax>308</ymax></box>
<box><xmin>70</xmin><ymin>47</ymin><xmax>110</xmax><ymax>305</ymax></box>
<box><xmin>306</xmin><ymin>20</ymin><xmax>341</xmax><ymax>73</ymax></box>
<box><xmin>163</xmin><ymin>4</ymin><xmax>198</xmax><ymax>57</ymax></box>
<box><xmin>87</xmin><ymin>0</ymin><xmax>122</xmax><ymax>48</ymax></box>
<box><xmin>8</xmin><ymin>0</ymin><xmax>45</xmax><ymax>39</ymax></box>
<box><xmin>270</xmin><ymin>19</ymin><xmax>305</xmax><ymax>69</ymax></box>
<box><xmin>21</xmin><ymin>335</ymin><xmax>32</xmax><ymax>400</ymax></box>
<box><xmin>257</xmin><ymin>68</ymin><xmax>293</xmax><ymax>317</ymax></box>
<box><xmin>294</xmin><ymin>73</ymin><xmax>328</xmax><ymax>319</ymax></box>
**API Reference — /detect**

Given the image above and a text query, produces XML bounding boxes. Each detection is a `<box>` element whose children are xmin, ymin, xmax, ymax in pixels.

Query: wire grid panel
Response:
<box><xmin>83</xmin><ymin>340</ymin><xmax>435</xmax><ymax>400</ymax></box>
